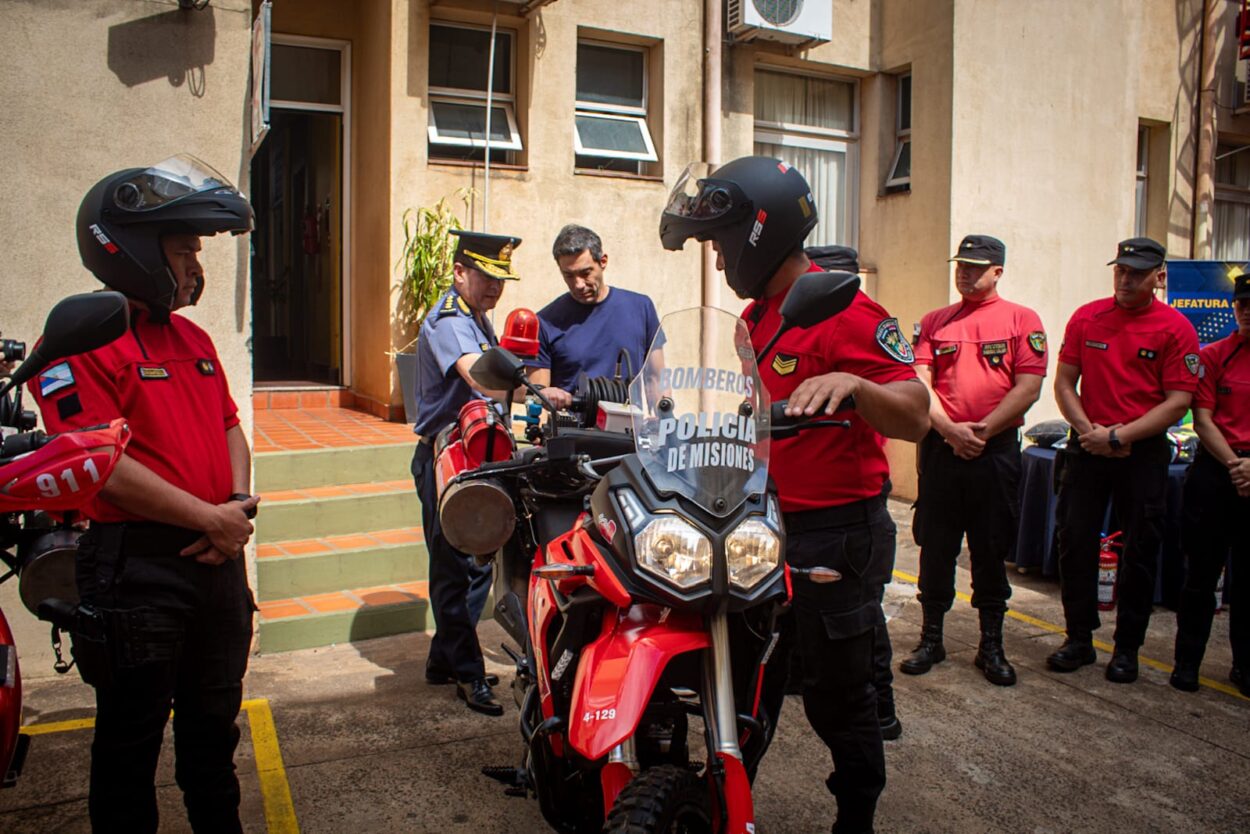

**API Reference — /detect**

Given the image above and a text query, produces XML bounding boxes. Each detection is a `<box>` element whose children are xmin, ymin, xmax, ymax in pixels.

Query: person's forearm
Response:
<box><xmin>1055</xmin><ymin>377</ymin><xmax>1091</xmax><ymax>434</ymax></box>
<box><xmin>1117</xmin><ymin>393</ymin><xmax>1191</xmax><ymax>444</ymax></box>
<box><xmin>227</xmin><ymin>424</ymin><xmax>251</xmax><ymax>494</ymax></box>
<box><xmin>1194</xmin><ymin>410</ymin><xmax>1237</xmax><ymax>462</ymax></box>
<box><xmin>980</xmin><ymin>376</ymin><xmax>1044</xmax><ymax>438</ymax></box>
<box><xmin>856</xmin><ymin>377</ymin><xmax>930</xmax><ymax>441</ymax></box>
<box><xmin>915</xmin><ymin>365</ymin><xmax>952</xmax><ymax>435</ymax></box>
<box><xmin>100</xmin><ymin>455</ymin><xmax>216</xmax><ymax>530</ymax></box>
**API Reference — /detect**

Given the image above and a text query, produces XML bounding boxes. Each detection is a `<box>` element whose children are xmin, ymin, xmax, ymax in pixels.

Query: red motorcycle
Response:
<box><xmin>434</xmin><ymin>272</ymin><xmax>859</xmax><ymax>833</ymax></box>
<box><xmin>0</xmin><ymin>291</ymin><xmax>132</xmax><ymax>786</ymax></box>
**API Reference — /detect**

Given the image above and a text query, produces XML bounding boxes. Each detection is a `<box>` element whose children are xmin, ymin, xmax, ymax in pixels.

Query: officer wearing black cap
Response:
<box><xmin>1171</xmin><ymin>273</ymin><xmax>1250</xmax><ymax>695</ymax></box>
<box><xmin>802</xmin><ymin>243</ymin><xmax>902</xmax><ymax>740</ymax></box>
<box><xmin>411</xmin><ymin>229</ymin><xmax>521</xmax><ymax>716</ymax></box>
<box><xmin>905</xmin><ymin>235</ymin><xmax>1047</xmax><ymax>687</ymax></box>
<box><xmin>1050</xmin><ymin>236</ymin><xmax>1199</xmax><ymax>682</ymax></box>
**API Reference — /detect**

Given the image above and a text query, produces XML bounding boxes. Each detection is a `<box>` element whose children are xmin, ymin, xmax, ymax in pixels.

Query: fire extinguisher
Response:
<box><xmin>1097</xmin><ymin>531</ymin><xmax>1123</xmax><ymax>611</ymax></box>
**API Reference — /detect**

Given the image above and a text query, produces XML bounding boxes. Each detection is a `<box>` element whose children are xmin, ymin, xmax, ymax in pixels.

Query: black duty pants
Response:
<box><xmin>759</xmin><ymin>497</ymin><xmax>894</xmax><ymax>831</ymax></box>
<box><xmin>912</xmin><ymin>429</ymin><xmax>1019</xmax><ymax>613</ymax></box>
<box><xmin>1175</xmin><ymin>449</ymin><xmax>1248</xmax><ymax>671</ymax></box>
<box><xmin>72</xmin><ymin>522</ymin><xmax>255</xmax><ymax>834</ymax></box>
<box><xmin>1055</xmin><ymin>433</ymin><xmax>1170</xmax><ymax>648</ymax></box>
<box><xmin>412</xmin><ymin>442</ymin><xmax>493</xmax><ymax>682</ymax></box>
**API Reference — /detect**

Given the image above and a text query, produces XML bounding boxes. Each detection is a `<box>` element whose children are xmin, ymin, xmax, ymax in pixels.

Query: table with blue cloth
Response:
<box><xmin>1012</xmin><ymin>445</ymin><xmax>1189</xmax><ymax>608</ymax></box>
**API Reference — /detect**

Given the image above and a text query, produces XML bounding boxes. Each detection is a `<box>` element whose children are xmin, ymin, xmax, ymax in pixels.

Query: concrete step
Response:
<box><xmin>256</xmin><ymin>581</ymin><xmax>434</xmax><ymax>654</ymax></box>
<box><xmin>256</xmin><ymin>480</ymin><xmax>418</xmax><ymax>543</ymax></box>
<box><xmin>256</xmin><ymin>527</ymin><xmax>427</xmax><ymax>602</ymax></box>
<box><xmin>254</xmin><ymin>442</ymin><xmax>412</xmax><ymax>493</ymax></box>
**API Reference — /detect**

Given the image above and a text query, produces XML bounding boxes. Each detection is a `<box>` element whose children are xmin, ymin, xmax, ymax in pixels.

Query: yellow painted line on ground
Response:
<box><xmin>242</xmin><ymin>698</ymin><xmax>300</xmax><ymax>834</ymax></box>
<box><xmin>892</xmin><ymin>568</ymin><xmax>1248</xmax><ymax>702</ymax></box>
<box><xmin>18</xmin><ymin>698</ymin><xmax>300</xmax><ymax>831</ymax></box>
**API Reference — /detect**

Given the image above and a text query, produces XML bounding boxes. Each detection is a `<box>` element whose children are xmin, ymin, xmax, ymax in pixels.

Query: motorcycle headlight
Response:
<box><xmin>635</xmin><ymin>516</ymin><xmax>712</xmax><ymax>589</ymax></box>
<box><xmin>726</xmin><ymin>518</ymin><xmax>781</xmax><ymax>590</ymax></box>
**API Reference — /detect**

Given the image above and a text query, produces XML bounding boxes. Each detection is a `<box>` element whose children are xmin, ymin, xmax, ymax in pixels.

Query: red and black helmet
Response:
<box><xmin>659</xmin><ymin>156</ymin><xmax>818</xmax><ymax>300</ymax></box>
<box><xmin>76</xmin><ymin>155</ymin><xmax>253</xmax><ymax>319</ymax></box>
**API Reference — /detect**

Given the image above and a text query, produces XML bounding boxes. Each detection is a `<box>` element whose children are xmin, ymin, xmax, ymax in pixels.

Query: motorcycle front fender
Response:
<box><xmin>567</xmin><ymin>604</ymin><xmax>709</xmax><ymax>761</ymax></box>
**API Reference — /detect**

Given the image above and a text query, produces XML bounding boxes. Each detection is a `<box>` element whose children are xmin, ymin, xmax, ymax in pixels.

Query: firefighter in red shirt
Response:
<box><xmin>29</xmin><ymin>156</ymin><xmax>257</xmax><ymax>833</ymax></box>
<box><xmin>903</xmin><ymin>235</ymin><xmax>1047</xmax><ymax>687</ymax></box>
<box><xmin>661</xmin><ymin>156</ymin><xmax>930</xmax><ymax>833</ymax></box>
<box><xmin>1049</xmin><ymin>237</ymin><xmax>1199</xmax><ymax>683</ymax></box>
<box><xmin>1170</xmin><ymin>274</ymin><xmax>1250</xmax><ymax>696</ymax></box>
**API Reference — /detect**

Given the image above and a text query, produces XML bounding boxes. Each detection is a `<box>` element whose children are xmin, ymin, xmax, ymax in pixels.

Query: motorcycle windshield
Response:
<box><xmin>629</xmin><ymin>307</ymin><xmax>770</xmax><ymax>517</ymax></box>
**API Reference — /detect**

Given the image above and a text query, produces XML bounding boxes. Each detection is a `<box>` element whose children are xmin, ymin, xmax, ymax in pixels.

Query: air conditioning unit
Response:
<box><xmin>727</xmin><ymin>0</ymin><xmax>833</xmax><ymax>45</ymax></box>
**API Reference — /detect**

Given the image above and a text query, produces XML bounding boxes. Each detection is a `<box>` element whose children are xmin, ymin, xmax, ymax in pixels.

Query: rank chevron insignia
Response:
<box><xmin>772</xmin><ymin>353</ymin><xmax>799</xmax><ymax>376</ymax></box>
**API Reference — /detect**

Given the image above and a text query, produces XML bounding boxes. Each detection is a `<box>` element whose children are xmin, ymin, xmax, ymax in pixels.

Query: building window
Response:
<box><xmin>753</xmin><ymin>68</ymin><xmax>858</xmax><ymax>246</ymax></box>
<box><xmin>428</xmin><ymin>23</ymin><xmax>522</xmax><ymax>163</ymax></box>
<box><xmin>1215</xmin><ymin>142</ymin><xmax>1250</xmax><ymax>261</ymax></box>
<box><xmin>575</xmin><ymin>41</ymin><xmax>658</xmax><ymax>174</ymax></box>
<box><xmin>884</xmin><ymin>73</ymin><xmax>911</xmax><ymax>193</ymax></box>
<box><xmin>1135</xmin><ymin>126</ymin><xmax>1149</xmax><ymax>237</ymax></box>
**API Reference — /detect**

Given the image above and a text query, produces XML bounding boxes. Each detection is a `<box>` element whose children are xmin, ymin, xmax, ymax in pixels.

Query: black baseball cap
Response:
<box><xmin>1107</xmin><ymin>237</ymin><xmax>1166</xmax><ymax>270</ymax></box>
<box><xmin>1234</xmin><ymin>274</ymin><xmax>1250</xmax><ymax>301</ymax></box>
<box><xmin>949</xmin><ymin>234</ymin><xmax>1005</xmax><ymax>266</ymax></box>
<box><xmin>805</xmin><ymin>244</ymin><xmax>859</xmax><ymax>272</ymax></box>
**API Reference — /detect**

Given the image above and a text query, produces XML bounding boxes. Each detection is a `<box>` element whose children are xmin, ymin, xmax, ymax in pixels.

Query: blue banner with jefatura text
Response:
<box><xmin>1166</xmin><ymin>260</ymin><xmax>1250</xmax><ymax>345</ymax></box>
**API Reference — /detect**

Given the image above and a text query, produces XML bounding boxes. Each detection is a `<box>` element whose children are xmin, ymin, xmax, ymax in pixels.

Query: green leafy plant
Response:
<box><xmin>395</xmin><ymin>190</ymin><xmax>472</xmax><ymax>347</ymax></box>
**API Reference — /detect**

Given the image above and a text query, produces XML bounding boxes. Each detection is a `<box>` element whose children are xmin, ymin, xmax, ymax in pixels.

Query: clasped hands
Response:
<box><xmin>181</xmin><ymin>496</ymin><xmax>262</xmax><ymax>565</ymax></box>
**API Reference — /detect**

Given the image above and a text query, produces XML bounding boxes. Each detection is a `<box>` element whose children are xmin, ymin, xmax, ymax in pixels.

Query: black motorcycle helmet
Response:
<box><xmin>76</xmin><ymin>154</ymin><xmax>254</xmax><ymax>321</ymax></box>
<box><xmin>659</xmin><ymin>156</ymin><xmax>818</xmax><ymax>300</ymax></box>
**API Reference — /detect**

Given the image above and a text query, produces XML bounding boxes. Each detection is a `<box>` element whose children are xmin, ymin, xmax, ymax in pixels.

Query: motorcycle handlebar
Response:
<box><xmin>0</xmin><ymin>429</ymin><xmax>50</xmax><ymax>460</ymax></box>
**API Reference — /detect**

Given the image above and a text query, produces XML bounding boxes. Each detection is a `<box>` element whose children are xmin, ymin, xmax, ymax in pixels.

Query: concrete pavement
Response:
<box><xmin>1</xmin><ymin>499</ymin><xmax>1246</xmax><ymax>832</ymax></box>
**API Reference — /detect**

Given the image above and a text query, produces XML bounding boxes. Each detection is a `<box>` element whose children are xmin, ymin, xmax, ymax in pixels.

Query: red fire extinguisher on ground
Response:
<box><xmin>1098</xmin><ymin>531</ymin><xmax>1123</xmax><ymax>611</ymax></box>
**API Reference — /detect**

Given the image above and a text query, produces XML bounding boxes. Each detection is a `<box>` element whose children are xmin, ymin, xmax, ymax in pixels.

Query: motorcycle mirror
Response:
<box><xmin>1</xmin><ymin>292</ymin><xmax>130</xmax><ymax>397</ymax></box>
<box><xmin>469</xmin><ymin>347</ymin><xmax>526</xmax><ymax>392</ymax></box>
<box><xmin>755</xmin><ymin>271</ymin><xmax>861</xmax><ymax>364</ymax></box>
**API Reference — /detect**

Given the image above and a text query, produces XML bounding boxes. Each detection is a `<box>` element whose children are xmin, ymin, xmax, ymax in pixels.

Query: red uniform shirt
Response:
<box><xmin>1058</xmin><ymin>297</ymin><xmax>1200</xmax><ymax>426</ymax></box>
<box><xmin>28</xmin><ymin>308</ymin><xmax>239</xmax><ymax>523</ymax></box>
<box><xmin>914</xmin><ymin>295</ymin><xmax>1048</xmax><ymax>425</ymax></box>
<box><xmin>1194</xmin><ymin>333</ymin><xmax>1250</xmax><ymax>451</ymax></box>
<box><xmin>744</xmin><ymin>276</ymin><xmax>917</xmax><ymax>512</ymax></box>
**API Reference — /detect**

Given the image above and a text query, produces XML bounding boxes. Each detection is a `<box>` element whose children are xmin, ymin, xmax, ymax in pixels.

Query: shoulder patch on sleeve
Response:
<box><xmin>1185</xmin><ymin>352</ymin><xmax>1201</xmax><ymax>376</ymax></box>
<box><xmin>874</xmin><ymin>318</ymin><xmax>915</xmax><ymax>364</ymax></box>
<box><xmin>1028</xmin><ymin>332</ymin><xmax>1047</xmax><ymax>354</ymax></box>
<box><xmin>38</xmin><ymin>361</ymin><xmax>75</xmax><ymax>397</ymax></box>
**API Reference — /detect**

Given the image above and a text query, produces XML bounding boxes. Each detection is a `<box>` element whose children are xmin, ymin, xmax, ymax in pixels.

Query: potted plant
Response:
<box><xmin>394</xmin><ymin>190</ymin><xmax>471</xmax><ymax>423</ymax></box>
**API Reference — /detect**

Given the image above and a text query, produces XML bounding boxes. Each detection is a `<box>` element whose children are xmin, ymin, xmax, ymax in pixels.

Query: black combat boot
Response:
<box><xmin>974</xmin><ymin>610</ymin><xmax>1017</xmax><ymax>686</ymax></box>
<box><xmin>900</xmin><ymin>605</ymin><xmax>946</xmax><ymax>675</ymax></box>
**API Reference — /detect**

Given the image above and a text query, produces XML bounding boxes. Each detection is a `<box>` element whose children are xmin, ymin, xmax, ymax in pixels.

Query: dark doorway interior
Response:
<box><xmin>250</xmin><ymin>109</ymin><xmax>343</xmax><ymax>385</ymax></box>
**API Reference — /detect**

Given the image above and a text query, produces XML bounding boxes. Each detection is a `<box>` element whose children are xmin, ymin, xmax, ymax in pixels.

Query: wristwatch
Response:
<box><xmin>230</xmin><ymin>492</ymin><xmax>258</xmax><ymax>519</ymax></box>
<box><xmin>1108</xmin><ymin>429</ymin><xmax>1122</xmax><ymax>451</ymax></box>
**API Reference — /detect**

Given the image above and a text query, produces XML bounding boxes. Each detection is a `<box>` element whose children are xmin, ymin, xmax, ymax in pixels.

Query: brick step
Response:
<box><xmin>256</xmin><ymin>527</ymin><xmax>427</xmax><ymax>602</ymax></box>
<box><xmin>256</xmin><ymin>480</ymin><xmax>418</xmax><ymax>543</ymax></box>
<box><xmin>256</xmin><ymin>581</ymin><xmax>436</xmax><ymax>654</ymax></box>
<box><xmin>254</xmin><ymin>442</ymin><xmax>413</xmax><ymax>493</ymax></box>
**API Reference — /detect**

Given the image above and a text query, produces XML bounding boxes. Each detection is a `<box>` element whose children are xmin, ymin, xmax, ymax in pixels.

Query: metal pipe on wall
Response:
<box><xmin>1193</xmin><ymin>0</ymin><xmax>1219</xmax><ymax>259</ymax></box>
<box><xmin>702</xmin><ymin>0</ymin><xmax>722</xmax><ymax>310</ymax></box>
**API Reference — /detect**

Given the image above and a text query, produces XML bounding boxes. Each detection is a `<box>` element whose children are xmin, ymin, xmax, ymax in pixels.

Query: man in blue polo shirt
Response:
<box><xmin>528</xmin><ymin>225</ymin><xmax>661</xmax><ymax>407</ymax></box>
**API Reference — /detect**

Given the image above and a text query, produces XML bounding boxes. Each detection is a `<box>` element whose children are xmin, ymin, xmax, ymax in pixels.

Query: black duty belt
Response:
<box><xmin>783</xmin><ymin>494</ymin><xmax>885</xmax><ymax>534</ymax></box>
<box><xmin>87</xmin><ymin>522</ymin><xmax>202</xmax><ymax>557</ymax></box>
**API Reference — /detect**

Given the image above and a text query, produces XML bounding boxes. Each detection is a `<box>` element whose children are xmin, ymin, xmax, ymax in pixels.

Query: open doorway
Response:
<box><xmin>250</xmin><ymin>36</ymin><xmax>350</xmax><ymax>387</ymax></box>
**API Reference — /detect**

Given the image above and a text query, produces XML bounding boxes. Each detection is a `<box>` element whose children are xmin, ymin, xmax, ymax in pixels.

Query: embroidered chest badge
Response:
<box><xmin>196</xmin><ymin>359</ymin><xmax>216</xmax><ymax>376</ymax></box>
<box><xmin>1028</xmin><ymin>332</ymin><xmax>1047</xmax><ymax>354</ymax></box>
<box><xmin>1137</xmin><ymin>348</ymin><xmax>1157</xmax><ymax>361</ymax></box>
<box><xmin>981</xmin><ymin>341</ymin><xmax>1009</xmax><ymax>366</ymax></box>
<box><xmin>935</xmin><ymin>344</ymin><xmax>958</xmax><ymax>356</ymax></box>
<box><xmin>38</xmin><ymin>361</ymin><xmax>75</xmax><ymax>397</ymax></box>
<box><xmin>875</xmin><ymin>318</ymin><xmax>915</xmax><ymax>364</ymax></box>
<box><xmin>772</xmin><ymin>353</ymin><xmax>799</xmax><ymax>376</ymax></box>
<box><xmin>1184</xmin><ymin>353</ymin><xmax>1201</xmax><ymax>376</ymax></box>
<box><xmin>138</xmin><ymin>366</ymin><xmax>170</xmax><ymax>380</ymax></box>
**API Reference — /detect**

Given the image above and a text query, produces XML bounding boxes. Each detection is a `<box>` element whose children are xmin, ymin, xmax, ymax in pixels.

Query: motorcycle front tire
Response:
<box><xmin>602</xmin><ymin>764</ymin><xmax>712</xmax><ymax>834</ymax></box>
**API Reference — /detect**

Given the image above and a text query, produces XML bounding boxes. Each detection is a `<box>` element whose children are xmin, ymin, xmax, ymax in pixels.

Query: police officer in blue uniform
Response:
<box><xmin>411</xmin><ymin>229</ymin><xmax>521</xmax><ymax>716</ymax></box>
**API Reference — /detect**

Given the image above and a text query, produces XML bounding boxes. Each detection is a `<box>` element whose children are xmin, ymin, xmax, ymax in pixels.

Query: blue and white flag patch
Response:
<box><xmin>38</xmin><ymin>361</ymin><xmax>75</xmax><ymax>397</ymax></box>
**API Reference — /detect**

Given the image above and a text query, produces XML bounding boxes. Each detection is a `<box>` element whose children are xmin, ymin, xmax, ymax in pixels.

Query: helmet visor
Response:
<box><xmin>663</xmin><ymin>162</ymin><xmax>739</xmax><ymax>223</ymax></box>
<box><xmin>111</xmin><ymin>154</ymin><xmax>235</xmax><ymax>213</ymax></box>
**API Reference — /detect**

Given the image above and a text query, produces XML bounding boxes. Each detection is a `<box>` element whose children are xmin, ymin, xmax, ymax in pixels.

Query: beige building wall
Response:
<box><xmin>0</xmin><ymin>0</ymin><xmax>254</xmax><ymax>673</ymax></box>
